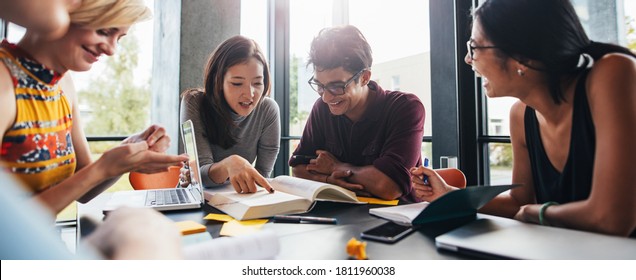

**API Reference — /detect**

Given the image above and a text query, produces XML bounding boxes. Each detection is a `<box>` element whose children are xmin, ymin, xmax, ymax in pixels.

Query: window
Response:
<box><xmin>75</xmin><ymin>1</ymin><xmax>154</xmax><ymax>139</ymax></box>
<box><xmin>349</xmin><ymin>0</ymin><xmax>432</xmax><ymax>162</ymax></box>
<box><xmin>240</xmin><ymin>0</ymin><xmax>268</xmax><ymax>56</ymax></box>
<box><xmin>274</xmin><ymin>0</ymin><xmax>433</xmax><ymax>172</ymax></box>
<box><xmin>288</xmin><ymin>0</ymin><xmax>335</xmax><ymax>139</ymax></box>
<box><xmin>391</xmin><ymin>75</ymin><xmax>401</xmax><ymax>91</ymax></box>
<box><xmin>349</xmin><ymin>0</ymin><xmax>431</xmax><ymax>140</ymax></box>
<box><xmin>286</xmin><ymin>0</ymin><xmax>336</xmax><ymax>169</ymax></box>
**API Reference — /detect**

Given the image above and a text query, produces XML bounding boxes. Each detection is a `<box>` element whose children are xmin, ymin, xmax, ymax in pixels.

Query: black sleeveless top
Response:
<box><xmin>525</xmin><ymin>70</ymin><xmax>635</xmax><ymax>237</ymax></box>
<box><xmin>525</xmin><ymin>70</ymin><xmax>595</xmax><ymax>204</ymax></box>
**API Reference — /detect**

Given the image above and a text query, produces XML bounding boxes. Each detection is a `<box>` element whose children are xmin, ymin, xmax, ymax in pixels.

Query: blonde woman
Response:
<box><xmin>0</xmin><ymin>0</ymin><xmax>187</xmax><ymax>214</ymax></box>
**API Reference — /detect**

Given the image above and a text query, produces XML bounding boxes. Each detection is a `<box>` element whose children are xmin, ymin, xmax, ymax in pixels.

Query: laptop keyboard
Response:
<box><xmin>145</xmin><ymin>188</ymin><xmax>193</xmax><ymax>206</ymax></box>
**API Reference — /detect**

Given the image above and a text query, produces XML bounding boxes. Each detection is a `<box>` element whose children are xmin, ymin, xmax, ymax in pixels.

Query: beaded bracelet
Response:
<box><xmin>539</xmin><ymin>201</ymin><xmax>559</xmax><ymax>226</ymax></box>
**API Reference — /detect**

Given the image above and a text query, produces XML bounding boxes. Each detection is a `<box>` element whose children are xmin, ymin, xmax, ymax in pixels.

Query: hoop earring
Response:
<box><xmin>517</xmin><ymin>69</ymin><xmax>525</xmax><ymax>76</ymax></box>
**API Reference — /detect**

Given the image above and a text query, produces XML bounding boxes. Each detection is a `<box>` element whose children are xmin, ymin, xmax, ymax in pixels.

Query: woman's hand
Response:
<box><xmin>225</xmin><ymin>155</ymin><xmax>274</xmax><ymax>194</ymax></box>
<box><xmin>513</xmin><ymin>204</ymin><xmax>541</xmax><ymax>224</ymax></box>
<box><xmin>122</xmin><ymin>124</ymin><xmax>170</xmax><ymax>153</ymax></box>
<box><xmin>410</xmin><ymin>166</ymin><xmax>457</xmax><ymax>202</ymax></box>
<box><xmin>97</xmin><ymin>141</ymin><xmax>187</xmax><ymax>178</ymax></box>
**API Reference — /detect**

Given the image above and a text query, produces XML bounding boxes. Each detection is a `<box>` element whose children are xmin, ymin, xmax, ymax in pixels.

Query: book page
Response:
<box><xmin>207</xmin><ymin>189</ymin><xmax>311</xmax><ymax>220</ymax></box>
<box><xmin>270</xmin><ymin>176</ymin><xmax>331</xmax><ymax>199</ymax></box>
<box><xmin>369</xmin><ymin>202</ymin><xmax>430</xmax><ymax>225</ymax></box>
<box><xmin>271</xmin><ymin>176</ymin><xmax>359</xmax><ymax>203</ymax></box>
<box><xmin>313</xmin><ymin>187</ymin><xmax>359</xmax><ymax>203</ymax></box>
<box><xmin>183</xmin><ymin>230</ymin><xmax>279</xmax><ymax>260</ymax></box>
<box><xmin>210</xmin><ymin>189</ymin><xmax>303</xmax><ymax>206</ymax></box>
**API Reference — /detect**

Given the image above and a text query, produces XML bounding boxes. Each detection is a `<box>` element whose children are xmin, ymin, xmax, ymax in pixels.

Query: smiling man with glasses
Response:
<box><xmin>307</xmin><ymin>68</ymin><xmax>365</xmax><ymax>96</ymax></box>
<box><xmin>289</xmin><ymin>25</ymin><xmax>425</xmax><ymax>202</ymax></box>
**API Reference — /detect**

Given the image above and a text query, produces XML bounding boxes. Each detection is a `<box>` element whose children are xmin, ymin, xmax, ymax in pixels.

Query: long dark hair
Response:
<box><xmin>182</xmin><ymin>35</ymin><xmax>271</xmax><ymax>149</ymax></box>
<box><xmin>475</xmin><ymin>0</ymin><xmax>635</xmax><ymax>104</ymax></box>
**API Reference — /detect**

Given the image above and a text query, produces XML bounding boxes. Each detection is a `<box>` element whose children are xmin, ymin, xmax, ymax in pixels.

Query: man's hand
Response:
<box><xmin>306</xmin><ymin>150</ymin><xmax>341</xmax><ymax>175</ymax></box>
<box><xmin>326</xmin><ymin>170</ymin><xmax>364</xmax><ymax>192</ymax></box>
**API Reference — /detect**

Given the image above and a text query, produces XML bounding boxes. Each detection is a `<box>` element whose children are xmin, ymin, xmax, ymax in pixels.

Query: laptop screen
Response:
<box><xmin>181</xmin><ymin>120</ymin><xmax>203</xmax><ymax>203</ymax></box>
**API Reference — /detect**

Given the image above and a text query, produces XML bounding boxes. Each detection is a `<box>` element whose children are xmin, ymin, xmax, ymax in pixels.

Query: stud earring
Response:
<box><xmin>517</xmin><ymin>69</ymin><xmax>525</xmax><ymax>76</ymax></box>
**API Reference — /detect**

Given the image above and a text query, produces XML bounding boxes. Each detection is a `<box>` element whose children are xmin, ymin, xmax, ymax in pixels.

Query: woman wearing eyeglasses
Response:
<box><xmin>412</xmin><ymin>0</ymin><xmax>636</xmax><ymax>236</ymax></box>
<box><xmin>290</xmin><ymin>25</ymin><xmax>425</xmax><ymax>202</ymax></box>
<box><xmin>180</xmin><ymin>36</ymin><xmax>280</xmax><ymax>194</ymax></box>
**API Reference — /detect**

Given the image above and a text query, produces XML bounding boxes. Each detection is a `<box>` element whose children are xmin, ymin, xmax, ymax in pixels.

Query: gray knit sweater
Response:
<box><xmin>180</xmin><ymin>92</ymin><xmax>280</xmax><ymax>187</ymax></box>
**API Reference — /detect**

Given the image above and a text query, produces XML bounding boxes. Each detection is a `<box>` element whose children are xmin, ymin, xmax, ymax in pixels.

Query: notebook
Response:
<box><xmin>369</xmin><ymin>184</ymin><xmax>518</xmax><ymax>226</ymax></box>
<box><xmin>435</xmin><ymin>214</ymin><xmax>636</xmax><ymax>259</ymax></box>
<box><xmin>103</xmin><ymin>120</ymin><xmax>204</xmax><ymax>212</ymax></box>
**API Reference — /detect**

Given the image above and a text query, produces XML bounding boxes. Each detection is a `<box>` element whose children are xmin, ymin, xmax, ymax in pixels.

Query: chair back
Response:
<box><xmin>129</xmin><ymin>166</ymin><xmax>181</xmax><ymax>190</ymax></box>
<box><xmin>436</xmin><ymin>168</ymin><xmax>467</xmax><ymax>189</ymax></box>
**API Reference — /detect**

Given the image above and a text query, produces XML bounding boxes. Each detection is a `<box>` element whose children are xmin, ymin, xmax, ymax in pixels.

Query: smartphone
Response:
<box><xmin>291</xmin><ymin>155</ymin><xmax>317</xmax><ymax>165</ymax></box>
<box><xmin>360</xmin><ymin>222</ymin><xmax>414</xmax><ymax>244</ymax></box>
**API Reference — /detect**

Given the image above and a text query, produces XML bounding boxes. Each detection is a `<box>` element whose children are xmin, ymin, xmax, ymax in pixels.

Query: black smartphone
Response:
<box><xmin>291</xmin><ymin>155</ymin><xmax>317</xmax><ymax>164</ymax></box>
<box><xmin>360</xmin><ymin>222</ymin><xmax>414</xmax><ymax>244</ymax></box>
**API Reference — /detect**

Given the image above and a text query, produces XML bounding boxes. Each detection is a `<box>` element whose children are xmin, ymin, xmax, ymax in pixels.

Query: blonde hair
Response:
<box><xmin>69</xmin><ymin>0</ymin><xmax>151</xmax><ymax>29</ymax></box>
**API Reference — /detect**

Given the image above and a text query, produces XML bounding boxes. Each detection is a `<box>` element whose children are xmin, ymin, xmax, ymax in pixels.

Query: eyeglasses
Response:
<box><xmin>308</xmin><ymin>69</ymin><xmax>365</xmax><ymax>96</ymax></box>
<box><xmin>466</xmin><ymin>40</ymin><xmax>499</xmax><ymax>60</ymax></box>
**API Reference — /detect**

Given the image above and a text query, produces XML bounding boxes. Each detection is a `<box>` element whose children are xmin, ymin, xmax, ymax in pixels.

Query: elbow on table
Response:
<box><xmin>371</xmin><ymin>178</ymin><xmax>402</xmax><ymax>200</ymax></box>
<box><xmin>580</xmin><ymin>207</ymin><xmax>636</xmax><ymax>236</ymax></box>
<box><xmin>374</xmin><ymin>190</ymin><xmax>402</xmax><ymax>201</ymax></box>
<box><xmin>589</xmin><ymin>210</ymin><xmax>636</xmax><ymax>237</ymax></box>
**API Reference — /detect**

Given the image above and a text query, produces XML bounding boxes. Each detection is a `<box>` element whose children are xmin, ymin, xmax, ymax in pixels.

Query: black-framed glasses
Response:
<box><xmin>307</xmin><ymin>69</ymin><xmax>365</xmax><ymax>96</ymax></box>
<box><xmin>466</xmin><ymin>40</ymin><xmax>499</xmax><ymax>60</ymax></box>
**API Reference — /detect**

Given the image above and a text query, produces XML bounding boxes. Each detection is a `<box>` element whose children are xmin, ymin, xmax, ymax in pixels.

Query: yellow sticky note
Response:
<box><xmin>358</xmin><ymin>197</ymin><xmax>399</xmax><ymax>206</ymax></box>
<box><xmin>175</xmin><ymin>220</ymin><xmax>207</xmax><ymax>235</ymax></box>
<box><xmin>204</xmin><ymin>213</ymin><xmax>234</xmax><ymax>222</ymax></box>
<box><xmin>219</xmin><ymin>219</ymin><xmax>269</xmax><ymax>236</ymax></box>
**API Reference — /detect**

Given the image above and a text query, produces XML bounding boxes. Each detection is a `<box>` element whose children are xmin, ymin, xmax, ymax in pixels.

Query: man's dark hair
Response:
<box><xmin>308</xmin><ymin>25</ymin><xmax>373</xmax><ymax>74</ymax></box>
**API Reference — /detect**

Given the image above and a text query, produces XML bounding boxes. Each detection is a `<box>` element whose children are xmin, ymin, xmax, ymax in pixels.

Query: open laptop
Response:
<box><xmin>103</xmin><ymin>120</ymin><xmax>204</xmax><ymax>212</ymax></box>
<box><xmin>435</xmin><ymin>214</ymin><xmax>636</xmax><ymax>259</ymax></box>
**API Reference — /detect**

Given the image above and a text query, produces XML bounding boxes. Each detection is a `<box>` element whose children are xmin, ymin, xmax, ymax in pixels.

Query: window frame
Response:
<box><xmin>270</xmin><ymin>0</ymin><xmax>433</xmax><ymax>176</ymax></box>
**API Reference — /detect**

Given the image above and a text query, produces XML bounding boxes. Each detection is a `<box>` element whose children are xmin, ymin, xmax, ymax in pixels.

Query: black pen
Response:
<box><xmin>273</xmin><ymin>215</ymin><xmax>337</xmax><ymax>224</ymax></box>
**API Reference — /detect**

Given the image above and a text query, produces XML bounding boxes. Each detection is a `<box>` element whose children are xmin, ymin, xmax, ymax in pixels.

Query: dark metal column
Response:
<box><xmin>270</xmin><ymin>0</ymin><xmax>291</xmax><ymax>176</ymax></box>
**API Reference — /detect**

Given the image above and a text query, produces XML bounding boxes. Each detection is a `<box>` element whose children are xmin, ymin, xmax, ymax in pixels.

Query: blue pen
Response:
<box><xmin>423</xmin><ymin>157</ymin><xmax>429</xmax><ymax>185</ymax></box>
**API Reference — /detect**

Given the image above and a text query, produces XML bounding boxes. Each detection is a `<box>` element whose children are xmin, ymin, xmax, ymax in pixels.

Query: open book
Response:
<box><xmin>204</xmin><ymin>176</ymin><xmax>364</xmax><ymax>220</ymax></box>
<box><xmin>370</xmin><ymin>184</ymin><xmax>519</xmax><ymax>226</ymax></box>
